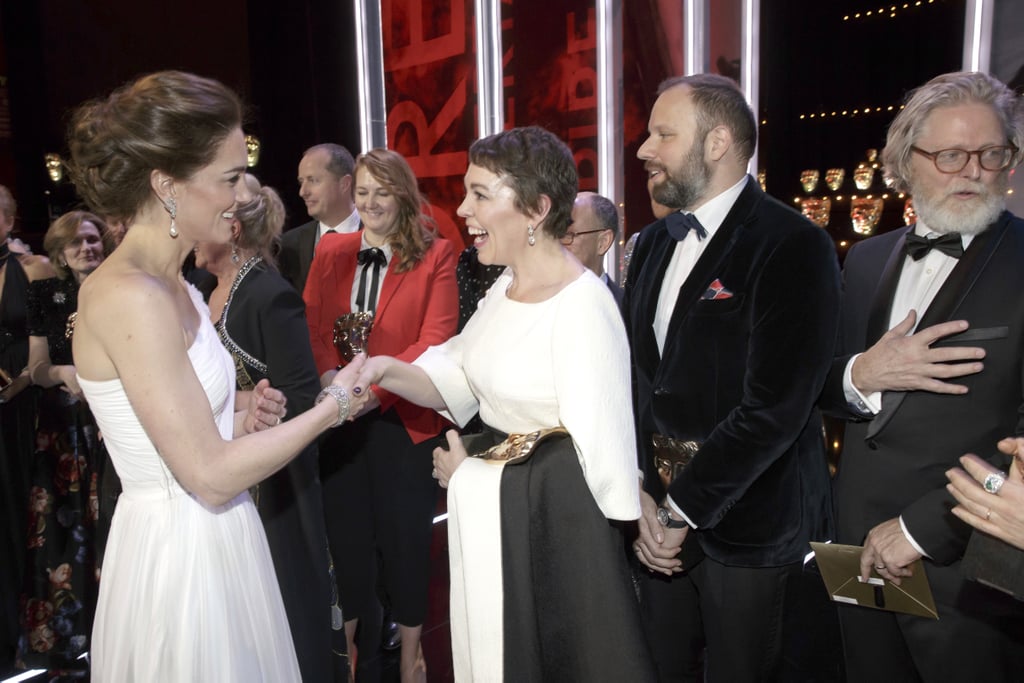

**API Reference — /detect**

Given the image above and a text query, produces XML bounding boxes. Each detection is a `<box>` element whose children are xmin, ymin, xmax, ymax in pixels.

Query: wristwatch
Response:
<box><xmin>657</xmin><ymin>506</ymin><xmax>688</xmax><ymax>529</ymax></box>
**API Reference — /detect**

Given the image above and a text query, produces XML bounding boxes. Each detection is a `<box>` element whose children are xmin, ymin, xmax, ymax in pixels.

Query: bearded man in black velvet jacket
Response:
<box><xmin>624</xmin><ymin>73</ymin><xmax>840</xmax><ymax>681</ymax></box>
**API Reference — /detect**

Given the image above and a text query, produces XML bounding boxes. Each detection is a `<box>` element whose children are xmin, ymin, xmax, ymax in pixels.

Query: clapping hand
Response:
<box><xmin>245</xmin><ymin>379</ymin><xmax>287</xmax><ymax>432</ymax></box>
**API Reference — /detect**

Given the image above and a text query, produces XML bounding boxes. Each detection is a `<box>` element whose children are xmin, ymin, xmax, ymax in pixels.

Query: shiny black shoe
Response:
<box><xmin>381</xmin><ymin>620</ymin><xmax>401</xmax><ymax>651</ymax></box>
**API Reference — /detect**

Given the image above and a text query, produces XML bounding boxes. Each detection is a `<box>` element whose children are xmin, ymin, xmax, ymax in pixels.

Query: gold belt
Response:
<box><xmin>652</xmin><ymin>433</ymin><xmax>701</xmax><ymax>489</ymax></box>
<box><xmin>469</xmin><ymin>427</ymin><xmax>569</xmax><ymax>465</ymax></box>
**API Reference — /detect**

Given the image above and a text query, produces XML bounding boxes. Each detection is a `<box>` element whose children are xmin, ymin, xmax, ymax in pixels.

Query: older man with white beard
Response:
<box><xmin>821</xmin><ymin>70</ymin><xmax>1024</xmax><ymax>682</ymax></box>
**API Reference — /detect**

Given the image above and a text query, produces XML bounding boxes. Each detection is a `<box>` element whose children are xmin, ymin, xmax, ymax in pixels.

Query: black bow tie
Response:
<box><xmin>355</xmin><ymin>248</ymin><xmax>387</xmax><ymax>313</ymax></box>
<box><xmin>665</xmin><ymin>211</ymin><xmax>708</xmax><ymax>242</ymax></box>
<box><xmin>357</xmin><ymin>247</ymin><xmax>387</xmax><ymax>267</ymax></box>
<box><xmin>903</xmin><ymin>232</ymin><xmax>963</xmax><ymax>261</ymax></box>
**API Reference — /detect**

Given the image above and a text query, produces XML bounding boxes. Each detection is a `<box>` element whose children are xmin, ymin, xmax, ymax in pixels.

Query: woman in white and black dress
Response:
<box><xmin>355</xmin><ymin>127</ymin><xmax>654</xmax><ymax>682</ymax></box>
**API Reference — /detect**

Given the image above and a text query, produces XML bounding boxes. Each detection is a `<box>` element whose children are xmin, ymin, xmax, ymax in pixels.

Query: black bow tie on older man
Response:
<box><xmin>665</xmin><ymin>211</ymin><xmax>708</xmax><ymax>241</ymax></box>
<box><xmin>903</xmin><ymin>232</ymin><xmax>964</xmax><ymax>261</ymax></box>
<box><xmin>355</xmin><ymin>247</ymin><xmax>387</xmax><ymax>313</ymax></box>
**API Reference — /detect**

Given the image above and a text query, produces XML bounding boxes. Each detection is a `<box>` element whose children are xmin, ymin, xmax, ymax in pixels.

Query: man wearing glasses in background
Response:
<box><xmin>565</xmin><ymin>191</ymin><xmax>623</xmax><ymax>305</ymax></box>
<box><xmin>821</xmin><ymin>71</ymin><xmax>1024</xmax><ymax>681</ymax></box>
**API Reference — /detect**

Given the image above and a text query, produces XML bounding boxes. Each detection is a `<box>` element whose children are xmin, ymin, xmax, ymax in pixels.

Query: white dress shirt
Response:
<box><xmin>349</xmin><ymin>236</ymin><xmax>392</xmax><ymax>314</ymax></box>
<box><xmin>316</xmin><ymin>209</ymin><xmax>361</xmax><ymax>246</ymax></box>
<box><xmin>653</xmin><ymin>176</ymin><xmax>748</xmax><ymax>353</ymax></box>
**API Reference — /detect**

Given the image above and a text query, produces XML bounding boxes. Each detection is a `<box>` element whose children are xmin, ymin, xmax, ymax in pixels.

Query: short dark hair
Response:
<box><xmin>67</xmin><ymin>71</ymin><xmax>243</xmax><ymax>222</ymax></box>
<box><xmin>468</xmin><ymin>126</ymin><xmax>578</xmax><ymax>239</ymax></box>
<box><xmin>304</xmin><ymin>143</ymin><xmax>356</xmax><ymax>180</ymax></box>
<box><xmin>658</xmin><ymin>73</ymin><xmax>757</xmax><ymax>162</ymax></box>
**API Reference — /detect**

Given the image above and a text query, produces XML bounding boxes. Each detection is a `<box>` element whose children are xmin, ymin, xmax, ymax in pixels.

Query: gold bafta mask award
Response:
<box><xmin>825</xmin><ymin>168</ymin><xmax>845</xmax><ymax>191</ymax></box>
<box><xmin>44</xmin><ymin>153</ymin><xmax>63</xmax><ymax>183</ymax></box>
<box><xmin>853</xmin><ymin>163</ymin><xmax>875</xmax><ymax>190</ymax></box>
<box><xmin>851</xmin><ymin>197</ymin><xmax>883</xmax><ymax>235</ymax></box>
<box><xmin>333</xmin><ymin>312</ymin><xmax>374</xmax><ymax>365</ymax></box>
<box><xmin>800</xmin><ymin>197</ymin><xmax>832</xmax><ymax>228</ymax></box>
<box><xmin>800</xmin><ymin>169</ymin><xmax>820</xmax><ymax>194</ymax></box>
<box><xmin>245</xmin><ymin>135</ymin><xmax>261</xmax><ymax>168</ymax></box>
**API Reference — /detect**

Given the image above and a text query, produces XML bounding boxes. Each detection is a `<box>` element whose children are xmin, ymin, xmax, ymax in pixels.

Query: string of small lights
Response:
<box><xmin>843</xmin><ymin>0</ymin><xmax>939</xmax><ymax>22</ymax></box>
<box><xmin>798</xmin><ymin>105</ymin><xmax>903</xmax><ymax>121</ymax></box>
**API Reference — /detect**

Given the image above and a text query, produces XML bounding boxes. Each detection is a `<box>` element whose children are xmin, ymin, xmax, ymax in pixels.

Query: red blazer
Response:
<box><xmin>304</xmin><ymin>230</ymin><xmax>459</xmax><ymax>443</ymax></box>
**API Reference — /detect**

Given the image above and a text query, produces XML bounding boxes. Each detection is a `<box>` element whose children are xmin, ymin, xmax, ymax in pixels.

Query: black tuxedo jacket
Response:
<box><xmin>278</xmin><ymin>220</ymin><xmax>319</xmax><ymax>293</ymax></box>
<box><xmin>624</xmin><ymin>177</ymin><xmax>840</xmax><ymax>566</ymax></box>
<box><xmin>822</xmin><ymin>212</ymin><xmax>1024</xmax><ymax>564</ymax></box>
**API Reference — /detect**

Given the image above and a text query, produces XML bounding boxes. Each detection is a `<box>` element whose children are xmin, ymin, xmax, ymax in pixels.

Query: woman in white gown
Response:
<box><xmin>357</xmin><ymin>127</ymin><xmax>655</xmax><ymax>682</ymax></box>
<box><xmin>66</xmin><ymin>71</ymin><xmax>368</xmax><ymax>681</ymax></box>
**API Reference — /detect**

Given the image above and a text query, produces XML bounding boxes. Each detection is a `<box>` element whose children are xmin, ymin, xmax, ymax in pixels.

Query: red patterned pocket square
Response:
<box><xmin>702</xmin><ymin>278</ymin><xmax>733</xmax><ymax>300</ymax></box>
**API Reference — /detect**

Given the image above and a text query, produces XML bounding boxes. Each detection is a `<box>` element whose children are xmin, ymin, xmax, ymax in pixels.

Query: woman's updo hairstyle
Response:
<box><xmin>234</xmin><ymin>174</ymin><xmax>287</xmax><ymax>267</ymax></box>
<box><xmin>67</xmin><ymin>71</ymin><xmax>243</xmax><ymax>222</ymax></box>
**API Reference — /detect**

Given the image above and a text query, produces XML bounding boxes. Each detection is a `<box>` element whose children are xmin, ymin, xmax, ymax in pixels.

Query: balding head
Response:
<box><xmin>567</xmin><ymin>192</ymin><xmax>619</xmax><ymax>276</ymax></box>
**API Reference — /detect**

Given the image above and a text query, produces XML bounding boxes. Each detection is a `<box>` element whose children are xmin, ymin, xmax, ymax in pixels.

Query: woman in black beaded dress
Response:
<box><xmin>0</xmin><ymin>185</ymin><xmax>53</xmax><ymax>669</ymax></box>
<box><xmin>16</xmin><ymin>210</ymin><xmax>114</xmax><ymax>676</ymax></box>
<box><xmin>193</xmin><ymin>176</ymin><xmax>346</xmax><ymax>682</ymax></box>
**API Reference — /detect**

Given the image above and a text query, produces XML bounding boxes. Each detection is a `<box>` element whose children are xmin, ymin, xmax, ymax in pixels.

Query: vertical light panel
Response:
<box><xmin>962</xmin><ymin>0</ymin><xmax>994</xmax><ymax>72</ymax></box>
<box><xmin>741</xmin><ymin>0</ymin><xmax>760</xmax><ymax>175</ymax></box>
<box><xmin>355</xmin><ymin>0</ymin><xmax>387</xmax><ymax>151</ymax></box>
<box><xmin>684</xmin><ymin>0</ymin><xmax>708</xmax><ymax>75</ymax></box>
<box><xmin>475</xmin><ymin>0</ymin><xmax>504</xmax><ymax>137</ymax></box>
<box><xmin>597</xmin><ymin>0</ymin><xmax>623</xmax><ymax>281</ymax></box>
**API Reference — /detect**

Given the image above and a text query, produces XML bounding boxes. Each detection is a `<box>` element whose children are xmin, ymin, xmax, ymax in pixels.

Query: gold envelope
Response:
<box><xmin>810</xmin><ymin>542</ymin><xmax>939</xmax><ymax>620</ymax></box>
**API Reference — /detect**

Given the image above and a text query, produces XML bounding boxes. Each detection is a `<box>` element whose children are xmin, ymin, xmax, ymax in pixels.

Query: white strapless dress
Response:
<box><xmin>78</xmin><ymin>287</ymin><xmax>300</xmax><ymax>682</ymax></box>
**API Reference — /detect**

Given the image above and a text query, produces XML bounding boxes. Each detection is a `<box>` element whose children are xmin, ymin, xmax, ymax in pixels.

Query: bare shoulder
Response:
<box><xmin>75</xmin><ymin>262</ymin><xmax>189</xmax><ymax>380</ymax></box>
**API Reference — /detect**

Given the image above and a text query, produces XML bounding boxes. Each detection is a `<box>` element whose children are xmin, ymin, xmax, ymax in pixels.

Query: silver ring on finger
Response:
<box><xmin>875</xmin><ymin>564</ymin><xmax>886</xmax><ymax>570</ymax></box>
<box><xmin>984</xmin><ymin>472</ymin><xmax>1007</xmax><ymax>494</ymax></box>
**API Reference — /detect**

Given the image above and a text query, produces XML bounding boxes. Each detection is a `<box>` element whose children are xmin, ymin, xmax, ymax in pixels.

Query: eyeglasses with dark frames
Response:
<box><xmin>910</xmin><ymin>144</ymin><xmax>1018</xmax><ymax>174</ymax></box>
<box><xmin>560</xmin><ymin>228</ymin><xmax>610</xmax><ymax>245</ymax></box>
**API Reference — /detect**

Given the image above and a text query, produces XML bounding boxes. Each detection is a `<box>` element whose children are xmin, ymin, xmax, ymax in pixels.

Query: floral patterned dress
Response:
<box><xmin>16</xmin><ymin>277</ymin><xmax>101</xmax><ymax>677</ymax></box>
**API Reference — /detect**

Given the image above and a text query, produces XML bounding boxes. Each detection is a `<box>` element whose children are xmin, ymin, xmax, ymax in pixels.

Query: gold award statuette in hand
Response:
<box><xmin>333</xmin><ymin>311</ymin><xmax>374</xmax><ymax>365</ymax></box>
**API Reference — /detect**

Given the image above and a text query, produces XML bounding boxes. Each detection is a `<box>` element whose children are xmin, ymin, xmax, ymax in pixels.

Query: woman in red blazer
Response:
<box><xmin>304</xmin><ymin>149</ymin><xmax>458</xmax><ymax>683</ymax></box>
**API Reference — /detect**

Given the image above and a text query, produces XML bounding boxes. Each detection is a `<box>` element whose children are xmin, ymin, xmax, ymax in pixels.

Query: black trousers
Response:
<box><xmin>838</xmin><ymin>559</ymin><xmax>1024</xmax><ymax>682</ymax></box>
<box><xmin>320</xmin><ymin>408</ymin><xmax>438</xmax><ymax>627</ymax></box>
<box><xmin>640</xmin><ymin>552</ymin><xmax>800</xmax><ymax>682</ymax></box>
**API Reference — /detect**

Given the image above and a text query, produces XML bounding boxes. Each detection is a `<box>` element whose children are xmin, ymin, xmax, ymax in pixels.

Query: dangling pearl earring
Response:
<box><xmin>231</xmin><ymin>242</ymin><xmax>240</xmax><ymax>264</ymax></box>
<box><xmin>527</xmin><ymin>223</ymin><xmax>536</xmax><ymax>246</ymax></box>
<box><xmin>164</xmin><ymin>197</ymin><xmax>178</xmax><ymax>238</ymax></box>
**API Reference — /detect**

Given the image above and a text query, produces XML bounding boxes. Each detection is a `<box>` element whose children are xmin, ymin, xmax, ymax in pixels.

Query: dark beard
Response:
<box><xmin>651</xmin><ymin>139</ymin><xmax>710</xmax><ymax>211</ymax></box>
